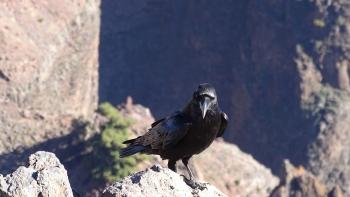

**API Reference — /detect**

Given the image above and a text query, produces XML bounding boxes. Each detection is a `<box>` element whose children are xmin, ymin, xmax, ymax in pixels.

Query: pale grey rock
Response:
<box><xmin>103</xmin><ymin>165</ymin><xmax>227</xmax><ymax>197</ymax></box>
<box><xmin>0</xmin><ymin>151</ymin><xmax>73</xmax><ymax>197</ymax></box>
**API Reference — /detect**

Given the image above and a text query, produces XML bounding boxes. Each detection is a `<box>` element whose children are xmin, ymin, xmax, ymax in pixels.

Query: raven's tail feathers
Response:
<box><xmin>120</xmin><ymin>145</ymin><xmax>145</xmax><ymax>158</ymax></box>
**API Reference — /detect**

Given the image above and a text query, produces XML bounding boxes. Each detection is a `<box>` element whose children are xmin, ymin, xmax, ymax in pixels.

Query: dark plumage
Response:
<box><xmin>120</xmin><ymin>83</ymin><xmax>228</xmax><ymax>188</ymax></box>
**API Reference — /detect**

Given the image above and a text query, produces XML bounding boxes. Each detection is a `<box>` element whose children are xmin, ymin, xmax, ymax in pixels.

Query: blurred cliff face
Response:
<box><xmin>99</xmin><ymin>0</ymin><xmax>350</xmax><ymax>192</ymax></box>
<box><xmin>0</xmin><ymin>0</ymin><xmax>100</xmax><ymax>162</ymax></box>
<box><xmin>98</xmin><ymin>0</ymin><xmax>303</xmax><ymax>168</ymax></box>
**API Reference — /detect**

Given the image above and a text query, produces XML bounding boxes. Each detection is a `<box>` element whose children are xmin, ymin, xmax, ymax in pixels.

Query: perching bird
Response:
<box><xmin>120</xmin><ymin>83</ymin><xmax>228</xmax><ymax>188</ymax></box>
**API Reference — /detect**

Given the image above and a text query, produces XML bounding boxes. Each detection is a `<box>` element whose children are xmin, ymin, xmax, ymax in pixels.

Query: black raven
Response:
<box><xmin>120</xmin><ymin>83</ymin><xmax>228</xmax><ymax>188</ymax></box>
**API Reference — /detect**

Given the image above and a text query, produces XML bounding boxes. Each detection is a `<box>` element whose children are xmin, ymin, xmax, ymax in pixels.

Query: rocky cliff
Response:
<box><xmin>0</xmin><ymin>0</ymin><xmax>100</xmax><ymax>171</ymax></box>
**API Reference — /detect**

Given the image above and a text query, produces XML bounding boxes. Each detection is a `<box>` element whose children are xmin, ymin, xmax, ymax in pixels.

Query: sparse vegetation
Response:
<box><xmin>91</xmin><ymin>102</ymin><xmax>147</xmax><ymax>182</ymax></box>
<box><xmin>313</xmin><ymin>19</ymin><xmax>325</xmax><ymax>28</ymax></box>
<box><xmin>301</xmin><ymin>84</ymin><xmax>350</xmax><ymax>126</ymax></box>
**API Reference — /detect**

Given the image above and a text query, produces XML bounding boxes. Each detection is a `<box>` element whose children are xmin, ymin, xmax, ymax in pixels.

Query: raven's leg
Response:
<box><xmin>167</xmin><ymin>159</ymin><xmax>177</xmax><ymax>172</ymax></box>
<box><xmin>182</xmin><ymin>157</ymin><xmax>194</xmax><ymax>180</ymax></box>
<box><xmin>182</xmin><ymin>157</ymin><xmax>206</xmax><ymax>190</ymax></box>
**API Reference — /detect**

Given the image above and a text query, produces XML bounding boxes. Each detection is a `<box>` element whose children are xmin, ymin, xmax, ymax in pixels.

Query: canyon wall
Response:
<box><xmin>0</xmin><ymin>0</ymin><xmax>100</xmax><ymax>170</ymax></box>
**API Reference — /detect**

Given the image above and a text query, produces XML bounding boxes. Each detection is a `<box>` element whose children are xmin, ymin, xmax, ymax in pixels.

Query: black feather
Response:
<box><xmin>122</xmin><ymin>138</ymin><xmax>136</xmax><ymax>144</ymax></box>
<box><xmin>120</xmin><ymin>145</ymin><xmax>145</xmax><ymax>158</ymax></box>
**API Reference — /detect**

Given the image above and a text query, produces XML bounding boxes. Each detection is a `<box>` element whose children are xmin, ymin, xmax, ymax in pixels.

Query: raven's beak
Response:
<box><xmin>200</xmin><ymin>98</ymin><xmax>209</xmax><ymax>119</ymax></box>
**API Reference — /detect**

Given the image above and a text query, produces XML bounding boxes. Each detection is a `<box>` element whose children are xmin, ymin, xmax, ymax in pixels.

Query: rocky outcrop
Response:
<box><xmin>0</xmin><ymin>151</ymin><xmax>73</xmax><ymax>197</ymax></box>
<box><xmin>103</xmin><ymin>165</ymin><xmax>227</xmax><ymax>197</ymax></box>
<box><xmin>270</xmin><ymin>160</ymin><xmax>344</xmax><ymax>197</ymax></box>
<box><xmin>0</xmin><ymin>0</ymin><xmax>100</xmax><ymax>164</ymax></box>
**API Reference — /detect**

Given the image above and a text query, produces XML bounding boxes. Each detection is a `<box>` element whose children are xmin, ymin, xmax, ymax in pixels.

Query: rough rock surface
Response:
<box><xmin>0</xmin><ymin>0</ymin><xmax>100</xmax><ymax>163</ymax></box>
<box><xmin>119</xmin><ymin>101</ymin><xmax>279</xmax><ymax>197</ymax></box>
<box><xmin>103</xmin><ymin>165</ymin><xmax>227</xmax><ymax>197</ymax></box>
<box><xmin>270</xmin><ymin>160</ymin><xmax>344</xmax><ymax>197</ymax></box>
<box><xmin>0</xmin><ymin>151</ymin><xmax>73</xmax><ymax>197</ymax></box>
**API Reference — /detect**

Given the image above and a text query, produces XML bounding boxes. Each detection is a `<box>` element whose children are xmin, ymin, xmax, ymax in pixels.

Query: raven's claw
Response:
<box><xmin>182</xmin><ymin>175</ymin><xmax>207</xmax><ymax>190</ymax></box>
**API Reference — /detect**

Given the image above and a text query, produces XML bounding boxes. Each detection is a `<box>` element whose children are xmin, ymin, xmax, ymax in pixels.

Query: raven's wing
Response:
<box><xmin>217</xmin><ymin>112</ymin><xmax>228</xmax><ymax>137</ymax></box>
<box><xmin>159</xmin><ymin>115</ymin><xmax>191</xmax><ymax>149</ymax></box>
<box><xmin>131</xmin><ymin>112</ymin><xmax>191</xmax><ymax>150</ymax></box>
<box><xmin>151</xmin><ymin>111</ymin><xmax>181</xmax><ymax>128</ymax></box>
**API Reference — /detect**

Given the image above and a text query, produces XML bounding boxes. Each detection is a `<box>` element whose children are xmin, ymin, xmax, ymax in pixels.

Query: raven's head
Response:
<box><xmin>192</xmin><ymin>83</ymin><xmax>218</xmax><ymax>119</ymax></box>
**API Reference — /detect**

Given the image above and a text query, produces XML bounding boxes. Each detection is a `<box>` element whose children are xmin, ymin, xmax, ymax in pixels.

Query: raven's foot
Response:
<box><xmin>181</xmin><ymin>175</ymin><xmax>207</xmax><ymax>190</ymax></box>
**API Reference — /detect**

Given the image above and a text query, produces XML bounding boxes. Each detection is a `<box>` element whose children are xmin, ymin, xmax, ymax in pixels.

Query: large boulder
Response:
<box><xmin>0</xmin><ymin>151</ymin><xmax>74</xmax><ymax>197</ymax></box>
<box><xmin>103</xmin><ymin>165</ymin><xmax>227</xmax><ymax>197</ymax></box>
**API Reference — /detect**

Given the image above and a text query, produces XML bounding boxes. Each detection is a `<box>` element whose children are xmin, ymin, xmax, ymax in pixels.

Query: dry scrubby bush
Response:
<box><xmin>302</xmin><ymin>85</ymin><xmax>348</xmax><ymax>122</ymax></box>
<box><xmin>91</xmin><ymin>102</ymin><xmax>147</xmax><ymax>182</ymax></box>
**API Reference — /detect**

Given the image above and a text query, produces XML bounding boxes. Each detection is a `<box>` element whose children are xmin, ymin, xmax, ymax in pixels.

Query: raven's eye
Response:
<box><xmin>202</xmin><ymin>93</ymin><xmax>215</xmax><ymax>100</ymax></box>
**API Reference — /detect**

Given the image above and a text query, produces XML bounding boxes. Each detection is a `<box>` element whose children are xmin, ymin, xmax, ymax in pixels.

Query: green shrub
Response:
<box><xmin>91</xmin><ymin>102</ymin><xmax>146</xmax><ymax>182</ymax></box>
